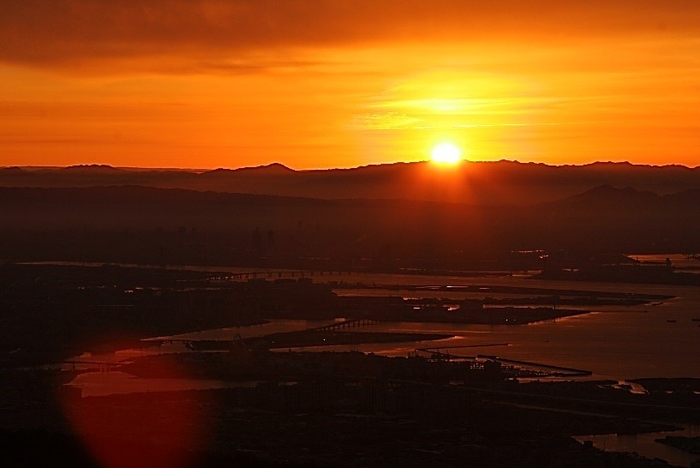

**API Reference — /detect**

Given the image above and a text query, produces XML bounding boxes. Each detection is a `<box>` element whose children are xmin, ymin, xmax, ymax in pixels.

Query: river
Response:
<box><xmin>67</xmin><ymin>268</ymin><xmax>700</xmax><ymax>382</ymax></box>
<box><xmin>62</xmin><ymin>268</ymin><xmax>700</xmax><ymax>466</ymax></box>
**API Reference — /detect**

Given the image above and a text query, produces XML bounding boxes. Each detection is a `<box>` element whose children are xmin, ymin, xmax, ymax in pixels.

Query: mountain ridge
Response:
<box><xmin>2</xmin><ymin>160</ymin><xmax>700</xmax><ymax>206</ymax></box>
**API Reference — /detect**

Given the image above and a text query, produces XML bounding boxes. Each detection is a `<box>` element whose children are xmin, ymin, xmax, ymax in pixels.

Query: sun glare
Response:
<box><xmin>430</xmin><ymin>143</ymin><xmax>462</xmax><ymax>165</ymax></box>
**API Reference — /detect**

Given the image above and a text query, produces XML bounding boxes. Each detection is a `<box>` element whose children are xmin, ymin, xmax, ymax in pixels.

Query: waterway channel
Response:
<box><xmin>576</xmin><ymin>425</ymin><xmax>700</xmax><ymax>468</ymax></box>
<box><xmin>59</xmin><ymin>267</ymin><xmax>700</xmax><ymax>466</ymax></box>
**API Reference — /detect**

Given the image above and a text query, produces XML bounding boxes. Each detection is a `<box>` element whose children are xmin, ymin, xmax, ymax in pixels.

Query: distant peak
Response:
<box><xmin>245</xmin><ymin>162</ymin><xmax>295</xmax><ymax>172</ymax></box>
<box><xmin>63</xmin><ymin>164</ymin><xmax>120</xmax><ymax>172</ymax></box>
<box><xmin>0</xmin><ymin>166</ymin><xmax>25</xmax><ymax>173</ymax></box>
<box><xmin>201</xmin><ymin>163</ymin><xmax>295</xmax><ymax>176</ymax></box>
<box><xmin>267</xmin><ymin>162</ymin><xmax>293</xmax><ymax>170</ymax></box>
<box><xmin>231</xmin><ymin>162</ymin><xmax>295</xmax><ymax>173</ymax></box>
<box><xmin>586</xmin><ymin>161</ymin><xmax>633</xmax><ymax>166</ymax></box>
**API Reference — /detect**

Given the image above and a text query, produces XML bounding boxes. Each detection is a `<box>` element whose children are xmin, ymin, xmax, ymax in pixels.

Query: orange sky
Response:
<box><xmin>1</xmin><ymin>1</ymin><xmax>699</xmax><ymax>169</ymax></box>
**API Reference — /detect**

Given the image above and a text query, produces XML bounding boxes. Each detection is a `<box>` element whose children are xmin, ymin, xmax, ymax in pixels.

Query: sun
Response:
<box><xmin>430</xmin><ymin>142</ymin><xmax>462</xmax><ymax>165</ymax></box>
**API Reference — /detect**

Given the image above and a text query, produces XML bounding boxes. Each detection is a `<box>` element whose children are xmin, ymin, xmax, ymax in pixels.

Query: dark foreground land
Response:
<box><xmin>1</xmin><ymin>263</ymin><xmax>698</xmax><ymax>467</ymax></box>
<box><xmin>2</xmin><ymin>365</ymin><xmax>699</xmax><ymax>468</ymax></box>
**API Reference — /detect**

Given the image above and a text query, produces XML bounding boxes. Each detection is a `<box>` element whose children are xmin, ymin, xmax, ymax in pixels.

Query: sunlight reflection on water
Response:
<box><xmin>576</xmin><ymin>425</ymin><xmax>700</xmax><ymax>468</ymax></box>
<box><xmin>67</xmin><ymin>273</ymin><xmax>700</xmax><ymax>396</ymax></box>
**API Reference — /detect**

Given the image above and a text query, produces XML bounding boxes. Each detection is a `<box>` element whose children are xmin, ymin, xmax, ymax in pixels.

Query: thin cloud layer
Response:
<box><xmin>2</xmin><ymin>0</ymin><xmax>699</xmax><ymax>71</ymax></box>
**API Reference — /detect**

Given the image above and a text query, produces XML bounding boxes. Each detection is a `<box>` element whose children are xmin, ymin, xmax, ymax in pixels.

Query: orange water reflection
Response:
<box><xmin>61</xmin><ymin>354</ymin><xmax>210</xmax><ymax>468</ymax></box>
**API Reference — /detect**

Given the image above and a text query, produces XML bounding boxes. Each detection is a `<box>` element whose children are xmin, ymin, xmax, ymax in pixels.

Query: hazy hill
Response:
<box><xmin>549</xmin><ymin>184</ymin><xmax>661</xmax><ymax>209</ymax></box>
<box><xmin>1</xmin><ymin>184</ymin><xmax>699</xmax><ymax>268</ymax></box>
<box><xmin>2</xmin><ymin>161</ymin><xmax>700</xmax><ymax>206</ymax></box>
<box><xmin>2</xmin><ymin>160</ymin><xmax>700</xmax><ymax>269</ymax></box>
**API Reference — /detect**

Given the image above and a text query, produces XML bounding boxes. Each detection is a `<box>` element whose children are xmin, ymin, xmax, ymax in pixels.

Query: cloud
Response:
<box><xmin>352</xmin><ymin>112</ymin><xmax>424</xmax><ymax>130</ymax></box>
<box><xmin>2</xmin><ymin>0</ymin><xmax>699</xmax><ymax>72</ymax></box>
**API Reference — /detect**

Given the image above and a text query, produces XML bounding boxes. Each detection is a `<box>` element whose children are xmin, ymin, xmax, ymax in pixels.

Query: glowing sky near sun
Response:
<box><xmin>1</xmin><ymin>1</ymin><xmax>699</xmax><ymax>169</ymax></box>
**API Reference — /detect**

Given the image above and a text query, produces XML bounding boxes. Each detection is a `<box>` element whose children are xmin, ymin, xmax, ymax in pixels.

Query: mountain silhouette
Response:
<box><xmin>2</xmin><ymin>161</ymin><xmax>700</xmax><ymax>206</ymax></box>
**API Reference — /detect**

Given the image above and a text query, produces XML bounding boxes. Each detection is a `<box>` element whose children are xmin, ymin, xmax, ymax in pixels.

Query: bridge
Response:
<box><xmin>207</xmin><ymin>269</ymin><xmax>350</xmax><ymax>281</ymax></box>
<box><xmin>310</xmin><ymin>318</ymin><xmax>379</xmax><ymax>332</ymax></box>
<box><xmin>63</xmin><ymin>360</ymin><xmax>124</xmax><ymax>372</ymax></box>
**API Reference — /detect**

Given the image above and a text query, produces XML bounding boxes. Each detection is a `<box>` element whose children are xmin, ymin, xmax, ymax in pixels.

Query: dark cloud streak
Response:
<box><xmin>1</xmin><ymin>0</ymin><xmax>699</xmax><ymax>71</ymax></box>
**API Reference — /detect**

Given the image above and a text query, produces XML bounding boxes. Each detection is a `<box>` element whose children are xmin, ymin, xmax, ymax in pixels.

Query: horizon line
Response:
<box><xmin>2</xmin><ymin>159</ymin><xmax>698</xmax><ymax>173</ymax></box>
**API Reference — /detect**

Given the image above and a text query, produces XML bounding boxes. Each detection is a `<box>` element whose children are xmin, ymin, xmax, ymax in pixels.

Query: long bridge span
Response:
<box><xmin>310</xmin><ymin>318</ymin><xmax>379</xmax><ymax>332</ymax></box>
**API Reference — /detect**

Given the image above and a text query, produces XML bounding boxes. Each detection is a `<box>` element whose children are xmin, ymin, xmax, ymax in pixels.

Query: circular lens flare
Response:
<box><xmin>431</xmin><ymin>143</ymin><xmax>461</xmax><ymax>165</ymax></box>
